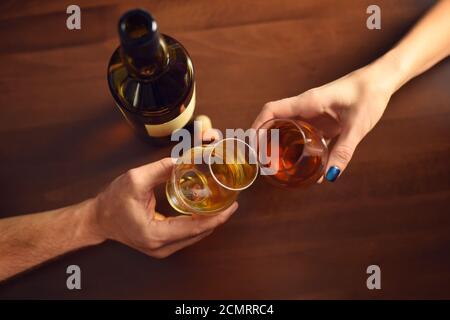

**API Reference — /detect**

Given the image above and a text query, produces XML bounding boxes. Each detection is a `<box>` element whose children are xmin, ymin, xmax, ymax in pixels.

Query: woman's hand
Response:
<box><xmin>253</xmin><ymin>0</ymin><xmax>450</xmax><ymax>182</ymax></box>
<box><xmin>91</xmin><ymin>158</ymin><xmax>238</xmax><ymax>258</ymax></box>
<box><xmin>252</xmin><ymin>65</ymin><xmax>394</xmax><ymax>182</ymax></box>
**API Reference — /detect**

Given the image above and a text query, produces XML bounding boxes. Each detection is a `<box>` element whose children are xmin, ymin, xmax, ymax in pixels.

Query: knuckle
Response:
<box><xmin>303</xmin><ymin>89</ymin><xmax>325</xmax><ymax>112</ymax></box>
<box><xmin>157</xmin><ymin>158</ymin><xmax>171</xmax><ymax>172</ymax></box>
<box><xmin>191</xmin><ymin>226</ymin><xmax>204</xmax><ymax>237</ymax></box>
<box><xmin>151</xmin><ymin>250</ymin><xmax>170</xmax><ymax>259</ymax></box>
<box><xmin>152</xmin><ymin>232</ymin><xmax>168</xmax><ymax>245</ymax></box>
<box><xmin>155</xmin><ymin>158</ymin><xmax>168</xmax><ymax>170</ymax></box>
<box><xmin>147</xmin><ymin>240</ymin><xmax>163</xmax><ymax>251</ymax></box>
<box><xmin>304</xmin><ymin>88</ymin><xmax>320</xmax><ymax>101</ymax></box>
<box><xmin>216</xmin><ymin>213</ymin><xmax>228</xmax><ymax>224</ymax></box>
<box><xmin>262</xmin><ymin>102</ymin><xmax>275</xmax><ymax>112</ymax></box>
<box><xmin>150</xmin><ymin>158</ymin><xmax>173</xmax><ymax>179</ymax></box>
<box><xmin>125</xmin><ymin>168</ymin><xmax>140</xmax><ymax>184</ymax></box>
<box><xmin>333</xmin><ymin>145</ymin><xmax>354</xmax><ymax>163</ymax></box>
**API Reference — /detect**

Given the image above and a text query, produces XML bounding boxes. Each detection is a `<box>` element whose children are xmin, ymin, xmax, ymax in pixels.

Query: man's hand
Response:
<box><xmin>91</xmin><ymin>158</ymin><xmax>238</xmax><ymax>258</ymax></box>
<box><xmin>0</xmin><ymin>158</ymin><xmax>238</xmax><ymax>281</ymax></box>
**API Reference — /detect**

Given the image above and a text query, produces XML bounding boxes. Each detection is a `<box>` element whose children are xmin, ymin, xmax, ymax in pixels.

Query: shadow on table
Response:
<box><xmin>0</xmin><ymin>106</ymin><xmax>168</xmax><ymax>216</ymax></box>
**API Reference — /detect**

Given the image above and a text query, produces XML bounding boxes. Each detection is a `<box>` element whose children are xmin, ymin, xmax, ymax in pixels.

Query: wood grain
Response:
<box><xmin>0</xmin><ymin>0</ymin><xmax>449</xmax><ymax>299</ymax></box>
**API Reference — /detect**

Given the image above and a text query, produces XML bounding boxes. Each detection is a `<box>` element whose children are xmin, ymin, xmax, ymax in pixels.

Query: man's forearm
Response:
<box><xmin>0</xmin><ymin>199</ymin><xmax>103</xmax><ymax>281</ymax></box>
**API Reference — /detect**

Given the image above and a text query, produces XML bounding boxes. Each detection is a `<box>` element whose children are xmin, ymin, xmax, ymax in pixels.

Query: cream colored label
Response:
<box><xmin>145</xmin><ymin>85</ymin><xmax>196</xmax><ymax>137</ymax></box>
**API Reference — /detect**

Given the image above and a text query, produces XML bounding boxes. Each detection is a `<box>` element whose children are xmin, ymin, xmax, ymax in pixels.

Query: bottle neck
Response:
<box><xmin>118</xmin><ymin>9</ymin><xmax>168</xmax><ymax>78</ymax></box>
<box><xmin>120</xmin><ymin>38</ymin><xmax>168</xmax><ymax>78</ymax></box>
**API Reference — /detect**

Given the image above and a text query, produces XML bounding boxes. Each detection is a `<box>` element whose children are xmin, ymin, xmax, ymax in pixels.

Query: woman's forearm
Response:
<box><xmin>369</xmin><ymin>0</ymin><xmax>450</xmax><ymax>94</ymax></box>
<box><xmin>0</xmin><ymin>199</ymin><xmax>102</xmax><ymax>281</ymax></box>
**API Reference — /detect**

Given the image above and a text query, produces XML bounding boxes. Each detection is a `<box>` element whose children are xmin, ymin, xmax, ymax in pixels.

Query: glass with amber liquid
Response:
<box><xmin>107</xmin><ymin>9</ymin><xmax>195</xmax><ymax>141</ymax></box>
<box><xmin>257</xmin><ymin>119</ymin><xmax>328</xmax><ymax>188</ymax></box>
<box><xmin>166</xmin><ymin>138</ymin><xmax>258</xmax><ymax>215</ymax></box>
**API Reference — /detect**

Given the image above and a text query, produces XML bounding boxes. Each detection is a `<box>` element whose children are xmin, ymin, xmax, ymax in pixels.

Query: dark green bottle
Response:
<box><xmin>107</xmin><ymin>9</ymin><xmax>195</xmax><ymax>140</ymax></box>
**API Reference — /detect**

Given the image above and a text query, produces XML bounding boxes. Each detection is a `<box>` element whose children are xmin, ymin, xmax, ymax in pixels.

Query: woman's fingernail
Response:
<box><xmin>325</xmin><ymin>166</ymin><xmax>341</xmax><ymax>182</ymax></box>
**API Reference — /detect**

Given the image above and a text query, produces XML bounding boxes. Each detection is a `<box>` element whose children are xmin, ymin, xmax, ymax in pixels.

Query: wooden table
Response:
<box><xmin>1</xmin><ymin>0</ymin><xmax>449</xmax><ymax>299</ymax></box>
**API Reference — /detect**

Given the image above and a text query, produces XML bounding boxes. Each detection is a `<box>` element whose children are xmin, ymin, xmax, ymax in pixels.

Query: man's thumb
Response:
<box><xmin>133</xmin><ymin>157</ymin><xmax>176</xmax><ymax>188</ymax></box>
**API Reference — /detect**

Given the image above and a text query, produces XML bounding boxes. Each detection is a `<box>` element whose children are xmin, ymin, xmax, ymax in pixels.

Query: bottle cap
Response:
<box><xmin>118</xmin><ymin>9</ymin><xmax>160</xmax><ymax>57</ymax></box>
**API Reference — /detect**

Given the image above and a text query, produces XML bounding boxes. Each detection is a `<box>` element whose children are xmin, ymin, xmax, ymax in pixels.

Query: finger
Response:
<box><xmin>132</xmin><ymin>157</ymin><xmax>176</xmax><ymax>188</ymax></box>
<box><xmin>195</xmin><ymin>115</ymin><xmax>213</xmax><ymax>131</ymax></box>
<box><xmin>317</xmin><ymin>175</ymin><xmax>324</xmax><ymax>184</ymax></box>
<box><xmin>126</xmin><ymin>229</ymin><xmax>211</xmax><ymax>258</ymax></box>
<box><xmin>193</xmin><ymin>115</ymin><xmax>223</xmax><ymax>143</ymax></box>
<box><xmin>153</xmin><ymin>202</ymin><xmax>238</xmax><ymax>242</ymax></box>
<box><xmin>324</xmin><ymin>127</ymin><xmax>360</xmax><ymax>182</ymax></box>
<box><xmin>151</xmin><ymin>229</ymin><xmax>214</xmax><ymax>258</ymax></box>
<box><xmin>316</xmin><ymin>137</ymin><xmax>332</xmax><ymax>184</ymax></box>
<box><xmin>252</xmin><ymin>91</ymin><xmax>326</xmax><ymax>129</ymax></box>
<box><xmin>251</xmin><ymin>103</ymin><xmax>275</xmax><ymax>130</ymax></box>
<box><xmin>252</xmin><ymin>96</ymin><xmax>301</xmax><ymax>129</ymax></box>
<box><xmin>202</xmin><ymin>128</ymin><xmax>222</xmax><ymax>143</ymax></box>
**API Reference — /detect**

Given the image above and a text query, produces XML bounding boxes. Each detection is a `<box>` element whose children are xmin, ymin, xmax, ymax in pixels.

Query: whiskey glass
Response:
<box><xmin>257</xmin><ymin>118</ymin><xmax>328</xmax><ymax>188</ymax></box>
<box><xmin>166</xmin><ymin>138</ymin><xmax>259</xmax><ymax>215</ymax></box>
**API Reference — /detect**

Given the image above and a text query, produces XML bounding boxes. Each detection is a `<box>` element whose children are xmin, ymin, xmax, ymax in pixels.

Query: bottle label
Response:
<box><xmin>144</xmin><ymin>85</ymin><xmax>196</xmax><ymax>137</ymax></box>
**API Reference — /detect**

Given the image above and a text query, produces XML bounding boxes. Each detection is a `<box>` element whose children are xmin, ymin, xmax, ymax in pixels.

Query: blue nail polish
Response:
<box><xmin>325</xmin><ymin>166</ymin><xmax>341</xmax><ymax>182</ymax></box>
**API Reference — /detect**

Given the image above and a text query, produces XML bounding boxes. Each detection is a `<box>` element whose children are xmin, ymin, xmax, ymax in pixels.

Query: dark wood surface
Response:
<box><xmin>1</xmin><ymin>0</ymin><xmax>449</xmax><ymax>299</ymax></box>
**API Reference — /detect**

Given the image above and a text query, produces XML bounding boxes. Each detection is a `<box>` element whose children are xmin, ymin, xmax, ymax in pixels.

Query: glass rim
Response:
<box><xmin>207</xmin><ymin>137</ymin><xmax>259</xmax><ymax>191</ymax></box>
<box><xmin>256</xmin><ymin>118</ymin><xmax>307</xmax><ymax>172</ymax></box>
<box><xmin>171</xmin><ymin>146</ymin><xmax>206</xmax><ymax>213</ymax></box>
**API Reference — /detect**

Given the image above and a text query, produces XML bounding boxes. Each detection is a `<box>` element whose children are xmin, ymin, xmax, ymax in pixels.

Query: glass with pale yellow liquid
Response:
<box><xmin>166</xmin><ymin>138</ymin><xmax>259</xmax><ymax>215</ymax></box>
